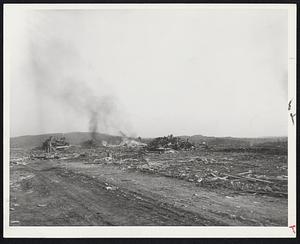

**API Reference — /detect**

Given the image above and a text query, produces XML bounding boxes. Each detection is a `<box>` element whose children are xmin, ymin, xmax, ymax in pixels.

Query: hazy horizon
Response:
<box><xmin>10</xmin><ymin>130</ymin><xmax>288</xmax><ymax>139</ymax></box>
<box><xmin>7</xmin><ymin>7</ymin><xmax>288</xmax><ymax>138</ymax></box>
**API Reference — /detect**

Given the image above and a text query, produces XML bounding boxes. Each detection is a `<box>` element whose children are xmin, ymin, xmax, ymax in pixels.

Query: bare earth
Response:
<box><xmin>10</xmin><ymin>155</ymin><xmax>287</xmax><ymax>226</ymax></box>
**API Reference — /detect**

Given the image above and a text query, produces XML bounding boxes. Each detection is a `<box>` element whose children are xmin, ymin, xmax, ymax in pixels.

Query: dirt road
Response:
<box><xmin>10</xmin><ymin>160</ymin><xmax>287</xmax><ymax>226</ymax></box>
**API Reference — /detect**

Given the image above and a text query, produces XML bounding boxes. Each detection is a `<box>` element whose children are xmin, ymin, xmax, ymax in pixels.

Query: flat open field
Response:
<box><xmin>9</xmin><ymin>140</ymin><xmax>288</xmax><ymax>226</ymax></box>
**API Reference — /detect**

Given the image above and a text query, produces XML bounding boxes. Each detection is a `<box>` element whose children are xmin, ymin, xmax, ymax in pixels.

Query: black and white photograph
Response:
<box><xmin>3</xmin><ymin>3</ymin><xmax>297</xmax><ymax>238</ymax></box>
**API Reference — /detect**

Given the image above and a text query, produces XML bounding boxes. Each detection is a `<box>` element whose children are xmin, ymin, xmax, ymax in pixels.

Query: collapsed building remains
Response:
<box><xmin>147</xmin><ymin>134</ymin><xmax>195</xmax><ymax>151</ymax></box>
<box><xmin>42</xmin><ymin>136</ymin><xmax>70</xmax><ymax>152</ymax></box>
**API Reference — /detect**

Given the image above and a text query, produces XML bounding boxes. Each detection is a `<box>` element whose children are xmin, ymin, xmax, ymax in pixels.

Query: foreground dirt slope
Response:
<box><xmin>10</xmin><ymin>159</ymin><xmax>287</xmax><ymax>226</ymax></box>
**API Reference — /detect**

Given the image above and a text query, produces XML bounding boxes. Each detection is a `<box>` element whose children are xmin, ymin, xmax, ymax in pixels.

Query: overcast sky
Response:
<box><xmin>7</xmin><ymin>6</ymin><xmax>289</xmax><ymax>138</ymax></box>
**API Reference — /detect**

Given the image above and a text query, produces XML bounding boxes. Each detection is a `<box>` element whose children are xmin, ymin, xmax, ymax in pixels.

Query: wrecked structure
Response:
<box><xmin>147</xmin><ymin>134</ymin><xmax>195</xmax><ymax>151</ymax></box>
<box><xmin>42</xmin><ymin>136</ymin><xmax>70</xmax><ymax>152</ymax></box>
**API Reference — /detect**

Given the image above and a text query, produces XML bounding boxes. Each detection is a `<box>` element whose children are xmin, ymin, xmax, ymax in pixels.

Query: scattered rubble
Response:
<box><xmin>37</xmin><ymin>204</ymin><xmax>47</xmax><ymax>207</ymax></box>
<box><xmin>94</xmin><ymin>150</ymin><xmax>287</xmax><ymax>198</ymax></box>
<box><xmin>42</xmin><ymin>136</ymin><xmax>70</xmax><ymax>152</ymax></box>
<box><xmin>10</xmin><ymin>135</ymin><xmax>287</xmax><ymax>198</ymax></box>
<box><xmin>105</xmin><ymin>186</ymin><xmax>118</xmax><ymax>191</ymax></box>
<box><xmin>10</xmin><ymin>156</ymin><xmax>29</xmax><ymax>165</ymax></box>
<box><xmin>147</xmin><ymin>134</ymin><xmax>195</xmax><ymax>152</ymax></box>
<box><xmin>90</xmin><ymin>156</ymin><xmax>112</xmax><ymax>164</ymax></box>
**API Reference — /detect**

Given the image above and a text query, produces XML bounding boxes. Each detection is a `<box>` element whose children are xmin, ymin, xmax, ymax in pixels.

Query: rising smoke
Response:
<box><xmin>27</xmin><ymin>13</ymin><xmax>132</xmax><ymax>139</ymax></box>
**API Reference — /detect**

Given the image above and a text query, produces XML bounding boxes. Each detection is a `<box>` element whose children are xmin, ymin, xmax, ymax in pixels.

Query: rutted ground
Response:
<box><xmin>10</xmin><ymin>156</ymin><xmax>287</xmax><ymax>226</ymax></box>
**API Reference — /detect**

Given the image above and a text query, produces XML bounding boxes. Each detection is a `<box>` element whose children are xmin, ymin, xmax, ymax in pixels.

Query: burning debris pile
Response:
<box><xmin>147</xmin><ymin>135</ymin><xmax>195</xmax><ymax>151</ymax></box>
<box><xmin>119</xmin><ymin>138</ymin><xmax>147</xmax><ymax>148</ymax></box>
<box><xmin>42</xmin><ymin>136</ymin><xmax>70</xmax><ymax>152</ymax></box>
<box><xmin>81</xmin><ymin>136</ymin><xmax>147</xmax><ymax>149</ymax></box>
<box><xmin>81</xmin><ymin>139</ymin><xmax>103</xmax><ymax>148</ymax></box>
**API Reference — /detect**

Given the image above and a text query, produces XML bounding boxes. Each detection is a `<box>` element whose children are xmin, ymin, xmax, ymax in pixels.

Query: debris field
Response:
<box><xmin>9</xmin><ymin>134</ymin><xmax>288</xmax><ymax>226</ymax></box>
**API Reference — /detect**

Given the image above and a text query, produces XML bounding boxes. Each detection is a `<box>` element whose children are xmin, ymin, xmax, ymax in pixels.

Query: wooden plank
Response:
<box><xmin>222</xmin><ymin>173</ymin><xmax>274</xmax><ymax>184</ymax></box>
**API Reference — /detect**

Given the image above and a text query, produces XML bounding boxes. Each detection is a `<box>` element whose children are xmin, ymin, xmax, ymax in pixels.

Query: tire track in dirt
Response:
<box><xmin>18</xmin><ymin>163</ymin><xmax>219</xmax><ymax>225</ymax></box>
<box><xmin>51</xmin><ymin>166</ymin><xmax>221</xmax><ymax>225</ymax></box>
<box><xmin>10</xmin><ymin>160</ymin><xmax>287</xmax><ymax>226</ymax></box>
<box><xmin>13</xmin><ymin>164</ymin><xmax>113</xmax><ymax>225</ymax></box>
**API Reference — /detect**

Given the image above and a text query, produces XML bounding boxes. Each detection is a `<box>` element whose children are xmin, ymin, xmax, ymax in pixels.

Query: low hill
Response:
<box><xmin>186</xmin><ymin>134</ymin><xmax>287</xmax><ymax>147</ymax></box>
<box><xmin>10</xmin><ymin>132</ymin><xmax>287</xmax><ymax>150</ymax></box>
<box><xmin>180</xmin><ymin>135</ymin><xmax>287</xmax><ymax>155</ymax></box>
<box><xmin>10</xmin><ymin>132</ymin><xmax>123</xmax><ymax>149</ymax></box>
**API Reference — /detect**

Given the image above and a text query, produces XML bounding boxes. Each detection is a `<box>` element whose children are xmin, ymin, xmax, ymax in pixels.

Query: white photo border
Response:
<box><xmin>3</xmin><ymin>3</ymin><xmax>297</xmax><ymax>238</ymax></box>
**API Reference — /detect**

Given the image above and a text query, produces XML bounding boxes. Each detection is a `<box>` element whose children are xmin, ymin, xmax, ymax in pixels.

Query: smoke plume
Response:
<box><xmin>27</xmin><ymin>15</ymin><xmax>132</xmax><ymax>139</ymax></box>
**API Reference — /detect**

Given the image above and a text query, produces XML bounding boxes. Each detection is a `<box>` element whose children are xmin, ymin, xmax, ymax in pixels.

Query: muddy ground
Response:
<box><xmin>9</xmin><ymin>147</ymin><xmax>287</xmax><ymax>226</ymax></box>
